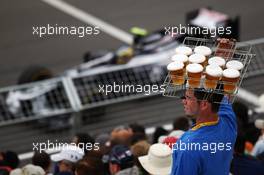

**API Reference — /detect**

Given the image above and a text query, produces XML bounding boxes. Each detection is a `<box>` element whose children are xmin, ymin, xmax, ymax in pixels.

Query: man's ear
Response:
<box><xmin>200</xmin><ymin>101</ymin><xmax>210</xmax><ymax>111</ymax></box>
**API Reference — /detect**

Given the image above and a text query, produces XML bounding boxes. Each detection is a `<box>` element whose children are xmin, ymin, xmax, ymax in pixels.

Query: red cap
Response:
<box><xmin>163</xmin><ymin>136</ymin><xmax>178</xmax><ymax>149</ymax></box>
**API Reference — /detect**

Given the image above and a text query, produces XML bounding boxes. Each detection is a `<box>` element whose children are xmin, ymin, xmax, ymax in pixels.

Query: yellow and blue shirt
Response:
<box><xmin>171</xmin><ymin>100</ymin><xmax>237</xmax><ymax>175</ymax></box>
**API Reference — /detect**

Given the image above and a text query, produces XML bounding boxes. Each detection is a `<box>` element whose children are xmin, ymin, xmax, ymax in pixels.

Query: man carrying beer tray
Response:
<box><xmin>171</xmin><ymin>87</ymin><xmax>237</xmax><ymax>175</ymax></box>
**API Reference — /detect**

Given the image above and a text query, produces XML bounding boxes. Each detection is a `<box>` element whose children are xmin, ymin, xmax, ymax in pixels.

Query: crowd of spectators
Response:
<box><xmin>0</xmin><ymin>101</ymin><xmax>264</xmax><ymax>175</ymax></box>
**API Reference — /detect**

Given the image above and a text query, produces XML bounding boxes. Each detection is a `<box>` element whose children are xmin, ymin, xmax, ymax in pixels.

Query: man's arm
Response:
<box><xmin>218</xmin><ymin>96</ymin><xmax>237</xmax><ymax>132</ymax></box>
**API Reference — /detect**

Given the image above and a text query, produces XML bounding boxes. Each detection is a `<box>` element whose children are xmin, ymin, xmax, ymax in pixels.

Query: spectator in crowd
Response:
<box><xmin>109</xmin><ymin>145</ymin><xmax>139</xmax><ymax>175</ymax></box>
<box><xmin>95</xmin><ymin>133</ymin><xmax>110</xmax><ymax>147</ymax></box>
<box><xmin>32</xmin><ymin>151</ymin><xmax>51</xmax><ymax>174</ymax></box>
<box><xmin>251</xmin><ymin>119</ymin><xmax>264</xmax><ymax>157</ymax></box>
<box><xmin>171</xmin><ymin>88</ymin><xmax>237</xmax><ymax>175</ymax></box>
<box><xmin>110</xmin><ymin>126</ymin><xmax>133</xmax><ymax>147</ymax></box>
<box><xmin>138</xmin><ymin>143</ymin><xmax>172</xmax><ymax>175</ymax></box>
<box><xmin>95</xmin><ymin>133</ymin><xmax>112</xmax><ymax>175</ymax></box>
<box><xmin>0</xmin><ymin>151</ymin><xmax>20</xmax><ymax>175</ymax></box>
<box><xmin>172</xmin><ymin>117</ymin><xmax>191</xmax><ymax>131</ymax></box>
<box><xmin>51</xmin><ymin>145</ymin><xmax>84</xmax><ymax>175</ymax></box>
<box><xmin>75</xmin><ymin>150</ymin><xmax>104</xmax><ymax>175</ymax></box>
<box><xmin>230</xmin><ymin>134</ymin><xmax>264</xmax><ymax>175</ymax></box>
<box><xmin>130</xmin><ymin>133</ymin><xmax>147</xmax><ymax>146</ymax></box>
<box><xmin>72</xmin><ymin>133</ymin><xmax>95</xmax><ymax>154</ymax></box>
<box><xmin>101</xmin><ymin>125</ymin><xmax>134</xmax><ymax>175</ymax></box>
<box><xmin>95</xmin><ymin>133</ymin><xmax>111</xmax><ymax>154</ymax></box>
<box><xmin>129</xmin><ymin>123</ymin><xmax>146</xmax><ymax>136</ymax></box>
<box><xmin>152</xmin><ymin>127</ymin><xmax>168</xmax><ymax>144</ymax></box>
<box><xmin>131</xmin><ymin>140</ymin><xmax>150</xmax><ymax>175</ymax></box>
<box><xmin>10</xmin><ymin>164</ymin><xmax>45</xmax><ymax>175</ymax></box>
<box><xmin>129</xmin><ymin>123</ymin><xmax>147</xmax><ymax>145</ymax></box>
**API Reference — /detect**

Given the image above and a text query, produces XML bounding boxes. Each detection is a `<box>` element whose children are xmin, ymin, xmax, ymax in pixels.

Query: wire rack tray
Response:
<box><xmin>162</xmin><ymin>37</ymin><xmax>256</xmax><ymax>103</ymax></box>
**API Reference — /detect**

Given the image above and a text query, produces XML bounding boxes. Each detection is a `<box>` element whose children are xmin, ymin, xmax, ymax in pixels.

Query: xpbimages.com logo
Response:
<box><xmin>171</xmin><ymin>140</ymin><xmax>232</xmax><ymax>154</ymax></box>
<box><xmin>32</xmin><ymin>140</ymin><xmax>100</xmax><ymax>153</ymax></box>
<box><xmin>32</xmin><ymin>24</ymin><xmax>100</xmax><ymax>37</ymax></box>
<box><xmin>164</xmin><ymin>24</ymin><xmax>232</xmax><ymax>38</ymax></box>
<box><xmin>98</xmin><ymin>82</ymin><xmax>166</xmax><ymax>95</ymax></box>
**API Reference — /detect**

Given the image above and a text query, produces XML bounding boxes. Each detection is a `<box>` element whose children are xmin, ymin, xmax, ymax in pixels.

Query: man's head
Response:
<box><xmin>173</xmin><ymin>117</ymin><xmax>190</xmax><ymax>131</ymax></box>
<box><xmin>109</xmin><ymin>145</ymin><xmax>134</xmax><ymax>175</ymax></box>
<box><xmin>75</xmin><ymin>151</ymin><xmax>104</xmax><ymax>175</ymax></box>
<box><xmin>1</xmin><ymin>151</ymin><xmax>20</xmax><ymax>169</ymax></box>
<box><xmin>51</xmin><ymin>145</ymin><xmax>84</xmax><ymax>173</ymax></box>
<box><xmin>110</xmin><ymin>126</ymin><xmax>133</xmax><ymax>146</ymax></box>
<box><xmin>182</xmin><ymin>88</ymin><xmax>224</xmax><ymax>118</ymax></box>
<box><xmin>32</xmin><ymin>151</ymin><xmax>51</xmax><ymax>173</ymax></box>
<box><xmin>72</xmin><ymin>133</ymin><xmax>95</xmax><ymax>154</ymax></box>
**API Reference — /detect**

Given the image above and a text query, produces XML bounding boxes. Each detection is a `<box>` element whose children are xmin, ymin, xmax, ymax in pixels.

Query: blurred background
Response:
<box><xmin>0</xmin><ymin>0</ymin><xmax>264</xmax><ymax>171</ymax></box>
<box><xmin>1</xmin><ymin>0</ymin><xmax>264</xmax><ymax>86</ymax></box>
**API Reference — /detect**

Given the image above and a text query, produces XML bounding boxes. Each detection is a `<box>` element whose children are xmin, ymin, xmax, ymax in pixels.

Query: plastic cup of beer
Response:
<box><xmin>188</xmin><ymin>53</ymin><xmax>206</xmax><ymax>67</ymax></box>
<box><xmin>186</xmin><ymin>63</ymin><xmax>204</xmax><ymax>88</ymax></box>
<box><xmin>167</xmin><ymin>61</ymin><xmax>185</xmax><ymax>85</ymax></box>
<box><xmin>208</xmin><ymin>56</ymin><xmax>226</xmax><ymax>68</ymax></box>
<box><xmin>194</xmin><ymin>46</ymin><xmax>212</xmax><ymax>64</ymax></box>
<box><xmin>222</xmin><ymin>68</ymin><xmax>240</xmax><ymax>93</ymax></box>
<box><xmin>175</xmin><ymin>46</ymin><xmax>192</xmax><ymax>56</ymax></box>
<box><xmin>204</xmin><ymin>64</ymin><xmax>223</xmax><ymax>89</ymax></box>
<box><xmin>226</xmin><ymin>60</ymin><xmax>244</xmax><ymax>71</ymax></box>
<box><xmin>171</xmin><ymin>54</ymin><xmax>188</xmax><ymax>69</ymax></box>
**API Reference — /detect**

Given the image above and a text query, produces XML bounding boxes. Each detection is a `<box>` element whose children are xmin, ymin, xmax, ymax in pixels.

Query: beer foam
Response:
<box><xmin>175</xmin><ymin>46</ymin><xmax>192</xmax><ymax>55</ymax></box>
<box><xmin>186</xmin><ymin>63</ymin><xmax>203</xmax><ymax>73</ymax></box>
<box><xmin>167</xmin><ymin>61</ymin><xmax>184</xmax><ymax>71</ymax></box>
<box><xmin>189</xmin><ymin>53</ymin><xmax>206</xmax><ymax>64</ymax></box>
<box><xmin>226</xmin><ymin>60</ymin><xmax>244</xmax><ymax>70</ymax></box>
<box><xmin>194</xmin><ymin>46</ymin><xmax>212</xmax><ymax>56</ymax></box>
<box><xmin>223</xmin><ymin>68</ymin><xmax>240</xmax><ymax>78</ymax></box>
<box><xmin>208</xmin><ymin>56</ymin><xmax>226</xmax><ymax>67</ymax></box>
<box><xmin>206</xmin><ymin>65</ymin><xmax>223</xmax><ymax>77</ymax></box>
<box><xmin>171</xmin><ymin>54</ymin><xmax>188</xmax><ymax>62</ymax></box>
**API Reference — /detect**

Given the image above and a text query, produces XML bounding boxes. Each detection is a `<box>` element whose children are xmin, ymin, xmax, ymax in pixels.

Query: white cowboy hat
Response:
<box><xmin>10</xmin><ymin>164</ymin><xmax>45</xmax><ymax>175</ymax></box>
<box><xmin>138</xmin><ymin>143</ymin><xmax>172</xmax><ymax>175</ymax></box>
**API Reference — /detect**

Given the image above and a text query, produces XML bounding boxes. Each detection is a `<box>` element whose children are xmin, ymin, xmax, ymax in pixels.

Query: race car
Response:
<box><xmin>0</xmin><ymin>8</ymin><xmax>242</xmax><ymax>127</ymax></box>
